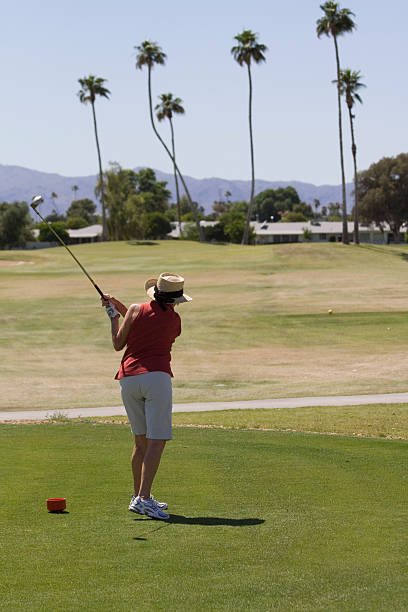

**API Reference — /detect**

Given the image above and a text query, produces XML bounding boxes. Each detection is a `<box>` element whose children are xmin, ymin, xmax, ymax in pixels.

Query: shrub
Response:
<box><xmin>145</xmin><ymin>212</ymin><xmax>171</xmax><ymax>240</ymax></box>
<box><xmin>221</xmin><ymin>212</ymin><xmax>255</xmax><ymax>244</ymax></box>
<box><xmin>180</xmin><ymin>223</ymin><xmax>200</xmax><ymax>241</ymax></box>
<box><xmin>65</xmin><ymin>217</ymin><xmax>88</xmax><ymax>229</ymax></box>
<box><xmin>0</xmin><ymin>201</ymin><xmax>32</xmax><ymax>248</ymax></box>
<box><xmin>204</xmin><ymin>223</ymin><xmax>227</xmax><ymax>242</ymax></box>
<box><xmin>38</xmin><ymin>222</ymin><xmax>69</xmax><ymax>243</ymax></box>
<box><xmin>281</xmin><ymin>211</ymin><xmax>308</xmax><ymax>222</ymax></box>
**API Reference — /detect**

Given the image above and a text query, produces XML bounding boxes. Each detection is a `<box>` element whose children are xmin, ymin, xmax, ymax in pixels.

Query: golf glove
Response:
<box><xmin>105</xmin><ymin>302</ymin><xmax>119</xmax><ymax>319</ymax></box>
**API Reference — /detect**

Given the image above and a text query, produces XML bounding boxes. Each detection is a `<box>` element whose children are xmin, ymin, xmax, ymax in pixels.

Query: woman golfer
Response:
<box><xmin>102</xmin><ymin>272</ymin><xmax>191</xmax><ymax>520</ymax></box>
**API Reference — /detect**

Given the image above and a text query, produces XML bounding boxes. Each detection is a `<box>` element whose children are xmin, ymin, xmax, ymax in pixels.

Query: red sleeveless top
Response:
<box><xmin>115</xmin><ymin>301</ymin><xmax>181</xmax><ymax>379</ymax></box>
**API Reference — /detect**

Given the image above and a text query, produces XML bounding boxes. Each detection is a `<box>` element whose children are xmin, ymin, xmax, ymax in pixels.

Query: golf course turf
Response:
<box><xmin>1</xmin><ymin>423</ymin><xmax>407</xmax><ymax>611</ymax></box>
<box><xmin>1</xmin><ymin>240</ymin><xmax>408</xmax><ymax>609</ymax></box>
<box><xmin>3</xmin><ymin>240</ymin><xmax>408</xmax><ymax>409</ymax></box>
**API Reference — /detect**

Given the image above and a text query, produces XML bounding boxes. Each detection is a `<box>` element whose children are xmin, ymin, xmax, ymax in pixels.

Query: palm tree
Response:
<box><xmin>50</xmin><ymin>191</ymin><xmax>58</xmax><ymax>213</ymax></box>
<box><xmin>313</xmin><ymin>198</ymin><xmax>321</xmax><ymax>220</ymax></box>
<box><xmin>72</xmin><ymin>185</ymin><xmax>79</xmax><ymax>200</ymax></box>
<box><xmin>77</xmin><ymin>75</ymin><xmax>110</xmax><ymax>240</ymax></box>
<box><xmin>316</xmin><ymin>2</ymin><xmax>356</xmax><ymax>245</ymax></box>
<box><xmin>231</xmin><ymin>29</ymin><xmax>267</xmax><ymax>245</ymax></box>
<box><xmin>337</xmin><ymin>69</ymin><xmax>365</xmax><ymax>245</ymax></box>
<box><xmin>155</xmin><ymin>93</ymin><xmax>185</xmax><ymax>234</ymax></box>
<box><xmin>135</xmin><ymin>40</ymin><xmax>204</xmax><ymax>242</ymax></box>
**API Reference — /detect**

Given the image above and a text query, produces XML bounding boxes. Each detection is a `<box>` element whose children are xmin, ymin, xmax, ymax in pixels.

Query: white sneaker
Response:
<box><xmin>136</xmin><ymin>496</ymin><xmax>169</xmax><ymax>520</ymax></box>
<box><xmin>128</xmin><ymin>494</ymin><xmax>168</xmax><ymax>513</ymax></box>
<box><xmin>150</xmin><ymin>495</ymin><xmax>168</xmax><ymax>510</ymax></box>
<box><xmin>128</xmin><ymin>495</ymin><xmax>144</xmax><ymax>514</ymax></box>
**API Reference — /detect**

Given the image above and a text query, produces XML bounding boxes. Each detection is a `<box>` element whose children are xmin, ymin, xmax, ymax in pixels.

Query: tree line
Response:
<box><xmin>76</xmin><ymin>1</ymin><xmax>372</xmax><ymax>246</ymax></box>
<box><xmin>2</xmin><ymin>149</ymin><xmax>408</xmax><ymax>248</ymax></box>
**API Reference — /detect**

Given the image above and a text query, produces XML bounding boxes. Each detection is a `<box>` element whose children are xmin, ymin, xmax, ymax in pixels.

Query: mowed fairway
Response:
<box><xmin>2</xmin><ymin>241</ymin><xmax>408</xmax><ymax>410</ymax></box>
<box><xmin>2</xmin><ymin>242</ymin><xmax>408</xmax><ymax>611</ymax></box>
<box><xmin>1</xmin><ymin>423</ymin><xmax>407</xmax><ymax>611</ymax></box>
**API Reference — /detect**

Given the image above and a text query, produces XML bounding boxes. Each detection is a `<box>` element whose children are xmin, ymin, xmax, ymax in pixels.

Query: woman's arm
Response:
<box><xmin>110</xmin><ymin>303</ymin><xmax>140</xmax><ymax>351</ymax></box>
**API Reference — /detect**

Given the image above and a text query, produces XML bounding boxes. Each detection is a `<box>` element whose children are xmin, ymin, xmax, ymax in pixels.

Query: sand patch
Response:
<box><xmin>0</xmin><ymin>260</ymin><xmax>34</xmax><ymax>267</ymax></box>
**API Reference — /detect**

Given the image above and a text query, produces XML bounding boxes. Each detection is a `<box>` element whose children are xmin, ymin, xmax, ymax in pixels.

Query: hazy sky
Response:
<box><xmin>1</xmin><ymin>0</ymin><xmax>407</xmax><ymax>185</ymax></box>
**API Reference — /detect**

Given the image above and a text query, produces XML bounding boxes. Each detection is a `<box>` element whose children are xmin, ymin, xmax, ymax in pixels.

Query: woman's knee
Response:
<box><xmin>134</xmin><ymin>434</ymin><xmax>148</xmax><ymax>454</ymax></box>
<box><xmin>147</xmin><ymin>438</ymin><xmax>166</xmax><ymax>452</ymax></box>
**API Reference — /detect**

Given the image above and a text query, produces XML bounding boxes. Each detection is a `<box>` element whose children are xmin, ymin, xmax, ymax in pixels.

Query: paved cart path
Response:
<box><xmin>1</xmin><ymin>392</ymin><xmax>408</xmax><ymax>422</ymax></box>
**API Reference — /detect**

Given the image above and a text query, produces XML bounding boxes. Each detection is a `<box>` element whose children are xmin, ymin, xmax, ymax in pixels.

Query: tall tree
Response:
<box><xmin>316</xmin><ymin>2</ymin><xmax>356</xmax><ymax>245</ymax></box>
<box><xmin>77</xmin><ymin>75</ymin><xmax>110</xmax><ymax>240</ymax></box>
<box><xmin>72</xmin><ymin>185</ymin><xmax>79</xmax><ymax>199</ymax></box>
<box><xmin>155</xmin><ymin>93</ymin><xmax>185</xmax><ymax>234</ymax></box>
<box><xmin>358</xmin><ymin>153</ymin><xmax>408</xmax><ymax>243</ymax></box>
<box><xmin>231</xmin><ymin>29</ymin><xmax>267</xmax><ymax>245</ymax></box>
<box><xmin>66</xmin><ymin>198</ymin><xmax>97</xmax><ymax>224</ymax></box>
<box><xmin>50</xmin><ymin>191</ymin><xmax>58</xmax><ymax>214</ymax></box>
<box><xmin>0</xmin><ymin>201</ymin><xmax>33</xmax><ymax>248</ymax></box>
<box><xmin>337</xmin><ymin>68</ymin><xmax>365</xmax><ymax>244</ymax></box>
<box><xmin>134</xmin><ymin>40</ymin><xmax>204</xmax><ymax>241</ymax></box>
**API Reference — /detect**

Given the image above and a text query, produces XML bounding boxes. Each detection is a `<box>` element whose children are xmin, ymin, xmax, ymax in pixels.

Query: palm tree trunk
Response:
<box><xmin>333</xmin><ymin>36</ymin><xmax>349</xmax><ymax>245</ymax></box>
<box><xmin>91</xmin><ymin>101</ymin><xmax>107</xmax><ymax>241</ymax></box>
<box><xmin>147</xmin><ymin>67</ymin><xmax>204</xmax><ymax>242</ymax></box>
<box><xmin>242</xmin><ymin>62</ymin><xmax>255</xmax><ymax>246</ymax></box>
<box><xmin>169</xmin><ymin>117</ymin><xmax>182</xmax><ymax>235</ymax></box>
<box><xmin>348</xmin><ymin>107</ymin><xmax>359</xmax><ymax>245</ymax></box>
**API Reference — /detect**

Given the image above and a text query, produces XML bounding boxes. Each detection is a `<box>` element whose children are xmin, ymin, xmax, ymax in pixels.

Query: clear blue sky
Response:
<box><xmin>1</xmin><ymin>0</ymin><xmax>407</xmax><ymax>185</ymax></box>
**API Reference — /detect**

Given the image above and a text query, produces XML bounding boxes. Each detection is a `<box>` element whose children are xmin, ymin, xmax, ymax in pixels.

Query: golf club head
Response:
<box><xmin>31</xmin><ymin>195</ymin><xmax>44</xmax><ymax>210</ymax></box>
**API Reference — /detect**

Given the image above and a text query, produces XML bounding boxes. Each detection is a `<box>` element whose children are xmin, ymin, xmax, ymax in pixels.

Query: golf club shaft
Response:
<box><xmin>32</xmin><ymin>207</ymin><xmax>104</xmax><ymax>298</ymax></box>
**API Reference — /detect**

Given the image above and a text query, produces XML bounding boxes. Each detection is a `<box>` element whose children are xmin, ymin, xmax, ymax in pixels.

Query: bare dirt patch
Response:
<box><xmin>0</xmin><ymin>260</ymin><xmax>34</xmax><ymax>267</ymax></box>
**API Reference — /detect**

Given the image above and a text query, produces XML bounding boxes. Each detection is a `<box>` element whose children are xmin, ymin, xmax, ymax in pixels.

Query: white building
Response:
<box><xmin>29</xmin><ymin>220</ymin><xmax>404</xmax><ymax>247</ymax></box>
<box><xmin>67</xmin><ymin>224</ymin><xmax>103</xmax><ymax>244</ymax></box>
<box><xmin>250</xmin><ymin>221</ymin><xmax>403</xmax><ymax>245</ymax></box>
<box><xmin>169</xmin><ymin>220</ymin><xmax>403</xmax><ymax>245</ymax></box>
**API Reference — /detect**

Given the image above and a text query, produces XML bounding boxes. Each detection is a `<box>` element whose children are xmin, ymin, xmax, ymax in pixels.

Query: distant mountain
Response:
<box><xmin>0</xmin><ymin>165</ymin><xmax>97</xmax><ymax>218</ymax></box>
<box><xmin>0</xmin><ymin>164</ymin><xmax>353</xmax><ymax>217</ymax></box>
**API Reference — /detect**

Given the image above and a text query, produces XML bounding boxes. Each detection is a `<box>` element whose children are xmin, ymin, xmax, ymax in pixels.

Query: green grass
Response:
<box><xmin>174</xmin><ymin>404</ymin><xmax>408</xmax><ymax>439</ymax></box>
<box><xmin>83</xmin><ymin>403</ymin><xmax>408</xmax><ymax>440</ymax></box>
<box><xmin>3</xmin><ymin>240</ymin><xmax>408</xmax><ymax>409</ymax></box>
<box><xmin>1</xmin><ymin>423</ymin><xmax>407</xmax><ymax>611</ymax></box>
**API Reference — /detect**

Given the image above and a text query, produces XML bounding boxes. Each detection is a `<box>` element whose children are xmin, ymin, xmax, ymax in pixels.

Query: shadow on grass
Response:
<box><xmin>127</xmin><ymin>240</ymin><xmax>159</xmax><ymax>246</ymax></box>
<box><xmin>133</xmin><ymin>514</ymin><xmax>264</xmax><ymax>527</ymax></box>
<box><xmin>201</xmin><ymin>241</ymin><xmax>229</xmax><ymax>246</ymax></box>
<box><xmin>132</xmin><ymin>516</ymin><xmax>264</xmax><ymax>541</ymax></box>
<box><xmin>359</xmin><ymin>243</ymin><xmax>408</xmax><ymax>261</ymax></box>
<box><xmin>168</xmin><ymin>514</ymin><xmax>264</xmax><ymax>526</ymax></box>
<box><xmin>398</xmin><ymin>252</ymin><xmax>408</xmax><ymax>263</ymax></box>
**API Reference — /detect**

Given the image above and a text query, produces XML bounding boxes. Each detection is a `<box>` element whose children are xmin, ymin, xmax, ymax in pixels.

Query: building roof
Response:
<box><xmin>250</xmin><ymin>221</ymin><xmax>394</xmax><ymax>236</ymax></box>
<box><xmin>168</xmin><ymin>220</ymin><xmax>217</xmax><ymax>239</ymax></box>
<box><xmin>68</xmin><ymin>224</ymin><xmax>102</xmax><ymax>238</ymax></box>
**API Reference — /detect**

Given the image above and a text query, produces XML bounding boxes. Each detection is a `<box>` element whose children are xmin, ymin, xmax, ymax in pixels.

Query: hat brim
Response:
<box><xmin>144</xmin><ymin>278</ymin><xmax>192</xmax><ymax>303</ymax></box>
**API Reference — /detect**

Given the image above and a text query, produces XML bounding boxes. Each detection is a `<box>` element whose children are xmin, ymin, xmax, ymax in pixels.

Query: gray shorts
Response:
<box><xmin>119</xmin><ymin>372</ymin><xmax>173</xmax><ymax>440</ymax></box>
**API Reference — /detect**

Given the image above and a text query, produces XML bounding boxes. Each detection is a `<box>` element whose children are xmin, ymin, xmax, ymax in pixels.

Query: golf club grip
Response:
<box><xmin>94</xmin><ymin>284</ymin><xmax>105</xmax><ymax>298</ymax></box>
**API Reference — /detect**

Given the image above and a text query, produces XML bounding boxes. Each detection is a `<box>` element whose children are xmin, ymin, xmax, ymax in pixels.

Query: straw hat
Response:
<box><xmin>145</xmin><ymin>272</ymin><xmax>192</xmax><ymax>303</ymax></box>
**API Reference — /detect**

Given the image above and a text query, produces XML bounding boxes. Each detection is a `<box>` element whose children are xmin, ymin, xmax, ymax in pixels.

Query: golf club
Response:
<box><xmin>31</xmin><ymin>195</ymin><xmax>105</xmax><ymax>298</ymax></box>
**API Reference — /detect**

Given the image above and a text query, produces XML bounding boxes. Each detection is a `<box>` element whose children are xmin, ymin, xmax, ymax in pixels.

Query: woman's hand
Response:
<box><xmin>101</xmin><ymin>294</ymin><xmax>128</xmax><ymax>317</ymax></box>
<box><xmin>101</xmin><ymin>293</ymin><xmax>114</xmax><ymax>307</ymax></box>
<box><xmin>105</xmin><ymin>302</ymin><xmax>120</xmax><ymax>320</ymax></box>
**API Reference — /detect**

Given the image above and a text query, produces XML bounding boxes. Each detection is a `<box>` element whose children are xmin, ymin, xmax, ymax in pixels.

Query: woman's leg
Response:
<box><xmin>138</xmin><ymin>439</ymin><xmax>167</xmax><ymax>499</ymax></box>
<box><xmin>138</xmin><ymin>372</ymin><xmax>172</xmax><ymax>500</ymax></box>
<box><xmin>132</xmin><ymin>434</ymin><xmax>148</xmax><ymax>496</ymax></box>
